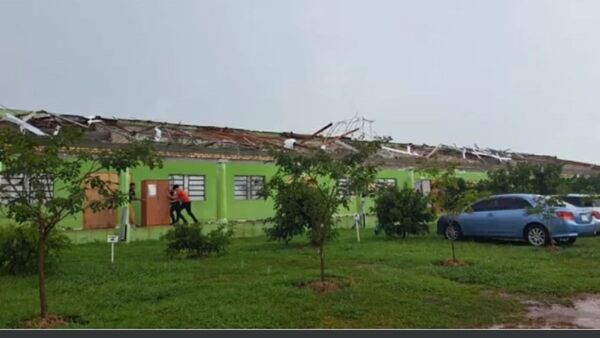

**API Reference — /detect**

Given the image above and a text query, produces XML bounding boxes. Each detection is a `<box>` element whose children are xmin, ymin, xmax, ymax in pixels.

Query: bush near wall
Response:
<box><xmin>164</xmin><ymin>224</ymin><xmax>233</xmax><ymax>258</ymax></box>
<box><xmin>0</xmin><ymin>225</ymin><xmax>70</xmax><ymax>275</ymax></box>
<box><xmin>373</xmin><ymin>185</ymin><xmax>434</xmax><ymax>238</ymax></box>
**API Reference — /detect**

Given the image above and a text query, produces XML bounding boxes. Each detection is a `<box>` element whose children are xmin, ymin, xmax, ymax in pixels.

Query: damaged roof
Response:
<box><xmin>1</xmin><ymin>108</ymin><xmax>599</xmax><ymax>175</ymax></box>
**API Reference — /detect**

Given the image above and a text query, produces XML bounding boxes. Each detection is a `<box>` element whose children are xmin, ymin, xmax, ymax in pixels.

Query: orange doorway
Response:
<box><xmin>141</xmin><ymin>179</ymin><xmax>172</xmax><ymax>226</ymax></box>
<box><xmin>83</xmin><ymin>173</ymin><xmax>119</xmax><ymax>229</ymax></box>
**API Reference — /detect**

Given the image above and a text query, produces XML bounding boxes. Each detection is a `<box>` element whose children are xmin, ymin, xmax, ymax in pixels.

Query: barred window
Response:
<box><xmin>168</xmin><ymin>174</ymin><xmax>205</xmax><ymax>201</ymax></box>
<box><xmin>337</xmin><ymin>178</ymin><xmax>355</xmax><ymax>197</ymax></box>
<box><xmin>414</xmin><ymin>179</ymin><xmax>432</xmax><ymax>195</ymax></box>
<box><xmin>376</xmin><ymin>178</ymin><xmax>397</xmax><ymax>189</ymax></box>
<box><xmin>234</xmin><ymin>176</ymin><xmax>264</xmax><ymax>200</ymax></box>
<box><xmin>0</xmin><ymin>174</ymin><xmax>54</xmax><ymax>204</ymax></box>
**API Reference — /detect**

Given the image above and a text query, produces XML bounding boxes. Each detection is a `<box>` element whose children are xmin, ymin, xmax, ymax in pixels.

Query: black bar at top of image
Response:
<box><xmin>3</xmin><ymin>329</ymin><xmax>600</xmax><ymax>338</ymax></box>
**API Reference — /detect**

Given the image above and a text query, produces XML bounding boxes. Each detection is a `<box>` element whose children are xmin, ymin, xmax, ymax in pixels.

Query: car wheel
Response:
<box><xmin>526</xmin><ymin>224</ymin><xmax>549</xmax><ymax>247</ymax></box>
<box><xmin>444</xmin><ymin>222</ymin><xmax>462</xmax><ymax>241</ymax></box>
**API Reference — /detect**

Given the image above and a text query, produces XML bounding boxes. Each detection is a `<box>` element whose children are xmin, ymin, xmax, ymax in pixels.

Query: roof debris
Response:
<box><xmin>0</xmin><ymin>108</ymin><xmax>598</xmax><ymax>175</ymax></box>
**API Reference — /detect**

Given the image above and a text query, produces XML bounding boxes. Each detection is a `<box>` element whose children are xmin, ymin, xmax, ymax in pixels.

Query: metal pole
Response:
<box><xmin>111</xmin><ymin>243</ymin><xmax>115</xmax><ymax>264</ymax></box>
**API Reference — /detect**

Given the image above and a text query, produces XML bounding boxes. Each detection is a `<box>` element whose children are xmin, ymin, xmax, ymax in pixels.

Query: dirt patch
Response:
<box><xmin>23</xmin><ymin>315</ymin><xmax>69</xmax><ymax>329</ymax></box>
<box><xmin>493</xmin><ymin>295</ymin><xmax>600</xmax><ymax>329</ymax></box>
<box><xmin>435</xmin><ymin>258</ymin><xmax>466</xmax><ymax>267</ymax></box>
<box><xmin>307</xmin><ymin>280</ymin><xmax>340</xmax><ymax>293</ymax></box>
<box><xmin>296</xmin><ymin>277</ymin><xmax>352</xmax><ymax>293</ymax></box>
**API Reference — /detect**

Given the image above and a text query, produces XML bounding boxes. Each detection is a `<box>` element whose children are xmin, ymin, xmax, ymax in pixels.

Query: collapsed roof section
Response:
<box><xmin>1</xmin><ymin>108</ymin><xmax>598</xmax><ymax>175</ymax></box>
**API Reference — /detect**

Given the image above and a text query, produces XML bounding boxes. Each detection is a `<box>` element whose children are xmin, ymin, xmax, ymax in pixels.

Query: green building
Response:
<box><xmin>1</xmin><ymin>109</ymin><xmax>598</xmax><ymax>243</ymax></box>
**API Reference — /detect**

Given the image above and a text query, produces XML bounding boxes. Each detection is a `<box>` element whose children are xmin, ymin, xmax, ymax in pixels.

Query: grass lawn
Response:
<box><xmin>2</xmin><ymin>228</ymin><xmax>600</xmax><ymax>328</ymax></box>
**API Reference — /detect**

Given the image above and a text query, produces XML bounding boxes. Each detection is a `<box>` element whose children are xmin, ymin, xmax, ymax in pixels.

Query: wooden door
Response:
<box><xmin>83</xmin><ymin>173</ymin><xmax>119</xmax><ymax>229</ymax></box>
<box><xmin>141</xmin><ymin>180</ymin><xmax>172</xmax><ymax>226</ymax></box>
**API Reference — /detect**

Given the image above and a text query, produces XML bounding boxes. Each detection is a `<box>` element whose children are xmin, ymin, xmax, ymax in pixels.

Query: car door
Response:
<box><xmin>457</xmin><ymin>198</ymin><xmax>498</xmax><ymax>236</ymax></box>
<box><xmin>489</xmin><ymin>197</ymin><xmax>533</xmax><ymax>237</ymax></box>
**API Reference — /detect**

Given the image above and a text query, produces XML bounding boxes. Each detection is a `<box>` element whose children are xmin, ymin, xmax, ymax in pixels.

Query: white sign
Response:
<box><xmin>107</xmin><ymin>235</ymin><xmax>120</xmax><ymax>243</ymax></box>
<box><xmin>147</xmin><ymin>184</ymin><xmax>157</xmax><ymax>197</ymax></box>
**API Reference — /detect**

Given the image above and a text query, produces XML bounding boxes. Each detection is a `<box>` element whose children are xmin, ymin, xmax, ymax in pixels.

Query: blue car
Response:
<box><xmin>436</xmin><ymin>194</ymin><xmax>597</xmax><ymax>246</ymax></box>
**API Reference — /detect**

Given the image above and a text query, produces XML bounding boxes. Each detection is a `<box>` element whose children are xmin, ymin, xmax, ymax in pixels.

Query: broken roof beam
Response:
<box><xmin>334</xmin><ymin>140</ymin><xmax>358</xmax><ymax>152</ymax></box>
<box><xmin>381</xmin><ymin>145</ymin><xmax>420</xmax><ymax>157</ymax></box>
<box><xmin>425</xmin><ymin>144</ymin><xmax>442</xmax><ymax>158</ymax></box>
<box><xmin>298</xmin><ymin>122</ymin><xmax>333</xmax><ymax>145</ymax></box>
<box><xmin>2</xmin><ymin>113</ymin><xmax>48</xmax><ymax>136</ymax></box>
<box><xmin>323</xmin><ymin>127</ymin><xmax>360</xmax><ymax>145</ymax></box>
<box><xmin>42</xmin><ymin>111</ymin><xmax>89</xmax><ymax>129</ymax></box>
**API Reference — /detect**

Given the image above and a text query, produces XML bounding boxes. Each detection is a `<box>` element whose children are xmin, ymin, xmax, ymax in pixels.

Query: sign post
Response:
<box><xmin>107</xmin><ymin>235</ymin><xmax>119</xmax><ymax>264</ymax></box>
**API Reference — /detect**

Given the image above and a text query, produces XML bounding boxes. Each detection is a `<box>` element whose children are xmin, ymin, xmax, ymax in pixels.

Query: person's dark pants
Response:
<box><xmin>178</xmin><ymin>202</ymin><xmax>198</xmax><ymax>224</ymax></box>
<box><xmin>170</xmin><ymin>202</ymin><xmax>185</xmax><ymax>224</ymax></box>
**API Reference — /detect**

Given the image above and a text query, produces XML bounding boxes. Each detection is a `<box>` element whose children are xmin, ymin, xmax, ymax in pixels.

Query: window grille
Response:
<box><xmin>168</xmin><ymin>174</ymin><xmax>206</xmax><ymax>201</ymax></box>
<box><xmin>234</xmin><ymin>175</ymin><xmax>265</xmax><ymax>200</ymax></box>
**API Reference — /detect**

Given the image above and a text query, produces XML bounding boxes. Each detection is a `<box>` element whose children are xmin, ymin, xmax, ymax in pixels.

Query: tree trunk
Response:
<box><xmin>37</xmin><ymin>235</ymin><xmax>48</xmax><ymax>319</ymax></box>
<box><xmin>319</xmin><ymin>244</ymin><xmax>325</xmax><ymax>282</ymax></box>
<box><xmin>451</xmin><ymin>241</ymin><xmax>456</xmax><ymax>261</ymax></box>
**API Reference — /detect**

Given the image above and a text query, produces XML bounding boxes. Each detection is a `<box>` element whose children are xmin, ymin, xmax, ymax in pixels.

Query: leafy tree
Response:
<box><xmin>566</xmin><ymin>174</ymin><xmax>600</xmax><ymax>194</ymax></box>
<box><xmin>0</xmin><ymin>127</ymin><xmax>161</xmax><ymax>320</ymax></box>
<box><xmin>264</xmin><ymin>180</ymin><xmax>324</xmax><ymax>244</ymax></box>
<box><xmin>373</xmin><ymin>184</ymin><xmax>434</xmax><ymax>238</ymax></box>
<box><xmin>478</xmin><ymin>162</ymin><xmax>568</xmax><ymax>195</ymax></box>
<box><xmin>263</xmin><ymin>141</ymin><xmax>380</xmax><ymax>282</ymax></box>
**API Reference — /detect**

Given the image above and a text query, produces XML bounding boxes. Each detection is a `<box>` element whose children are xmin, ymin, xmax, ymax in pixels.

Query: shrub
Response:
<box><xmin>264</xmin><ymin>180</ymin><xmax>338</xmax><ymax>245</ymax></box>
<box><xmin>264</xmin><ymin>181</ymin><xmax>312</xmax><ymax>244</ymax></box>
<box><xmin>0</xmin><ymin>225</ymin><xmax>71</xmax><ymax>275</ymax></box>
<box><xmin>373</xmin><ymin>185</ymin><xmax>434</xmax><ymax>238</ymax></box>
<box><xmin>164</xmin><ymin>223</ymin><xmax>233</xmax><ymax>258</ymax></box>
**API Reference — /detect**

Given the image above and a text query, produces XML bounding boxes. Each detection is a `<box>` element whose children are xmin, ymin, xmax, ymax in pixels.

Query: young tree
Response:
<box><xmin>428</xmin><ymin>165</ymin><xmax>487</xmax><ymax>262</ymax></box>
<box><xmin>263</xmin><ymin>141</ymin><xmax>380</xmax><ymax>282</ymax></box>
<box><xmin>373</xmin><ymin>184</ymin><xmax>434</xmax><ymax>238</ymax></box>
<box><xmin>0</xmin><ymin>127</ymin><xmax>162</xmax><ymax>320</ymax></box>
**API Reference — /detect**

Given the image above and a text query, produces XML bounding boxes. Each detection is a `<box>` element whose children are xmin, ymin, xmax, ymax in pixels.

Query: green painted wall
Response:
<box><xmin>358</xmin><ymin>168</ymin><xmax>416</xmax><ymax>216</ymax></box>
<box><xmin>225</xmin><ymin>161</ymin><xmax>278</xmax><ymax>221</ymax></box>
<box><xmin>412</xmin><ymin>169</ymin><xmax>487</xmax><ymax>182</ymax></box>
<box><xmin>129</xmin><ymin>160</ymin><xmax>219</xmax><ymax>222</ymax></box>
<box><xmin>1</xmin><ymin>156</ymin><xmax>489</xmax><ymax>242</ymax></box>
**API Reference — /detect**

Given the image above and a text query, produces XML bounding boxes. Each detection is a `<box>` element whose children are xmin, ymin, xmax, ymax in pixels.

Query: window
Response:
<box><xmin>234</xmin><ymin>176</ymin><xmax>264</xmax><ymax>200</ymax></box>
<box><xmin>470</xmin><ymin>199</ymin><xmax>496</xmax><ymax>212</ymax></box>
<box><xmin>168</xmin><ymin>174</ymin><xmax>205</xmax><ymax>201</ymax></box>
<box><xmin>496</xmin><ymin>197</ymin><xmax>532</xmax><ymax>210</ymax></box>
<box><xmin>0</xmin><ymin>174</ymin><xmax>54</xmax><ymax>204</ymax></box>
<box><xmin>337</xmin><ymin>178</ymin><xmax>355</xmax><ymax>197</ymax></box>
<box><xmin>0</xmin><ymin>174</ymin><xmax>25</xmax><ymax>203</ymax></box>
<box><xmin>562</xmin><ymin>196</ymin><xmax>584</xmax><ymax>207</ymax></box>
<box><xmin>376</xmin><ymin>178</ymin><xmax>397</xmax><ymax>189</ymax></box>
<box><xmin>414</xmin><ymin>179</ymin><xmax>432</xmax><ymax>195</ymax></box>
<box><xmin>562</xmin><ymin>196</ymin><xmax>600</xmax><ymax>208</ymax></box>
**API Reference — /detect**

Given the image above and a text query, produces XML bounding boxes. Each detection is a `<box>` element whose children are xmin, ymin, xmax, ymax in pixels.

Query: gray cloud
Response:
<box><xmin>2</xmin><ymin>0</ymin><xmax>599</xmax><ymax>163</ymax></box>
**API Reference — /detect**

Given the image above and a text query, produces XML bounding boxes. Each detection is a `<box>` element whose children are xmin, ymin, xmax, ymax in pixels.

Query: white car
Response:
<box><xmin>561</xmin><ymin>194</ymin><xmax>600</xmax><ymax>234</ymax></box>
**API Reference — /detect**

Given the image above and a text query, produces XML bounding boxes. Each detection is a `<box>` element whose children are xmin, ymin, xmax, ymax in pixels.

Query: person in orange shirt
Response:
<box><xmin>173</xmin><ymin>185</ymin><xmax>198</xmax><ymax>224</ymax></box>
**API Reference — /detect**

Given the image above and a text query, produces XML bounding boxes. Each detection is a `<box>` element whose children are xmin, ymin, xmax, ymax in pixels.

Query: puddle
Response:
<box><xmin>492</xmin><ymin>295</ymin><xmax>600</xmax><ymax>329</ymax></box>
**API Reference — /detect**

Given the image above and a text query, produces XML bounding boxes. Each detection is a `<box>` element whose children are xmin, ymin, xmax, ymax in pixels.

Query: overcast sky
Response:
<box><xmin>1</xmin><ymin>0</ymin><xmax>600</xmax><ymax>163</ymax></box>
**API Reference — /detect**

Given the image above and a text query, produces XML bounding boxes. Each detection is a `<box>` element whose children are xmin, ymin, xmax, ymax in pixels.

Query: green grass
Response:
<box><xmin>2</xmin><ymin>228</ymin><xmax>600</xmax><ymax>328</ymax></box>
